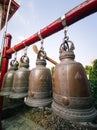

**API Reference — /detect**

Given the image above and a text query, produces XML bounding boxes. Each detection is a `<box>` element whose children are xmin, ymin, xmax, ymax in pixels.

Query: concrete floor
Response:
<box><xmin>2</xmin><ymin>113</ymin><xmax>45</xmax><ymax>130</ymax></box>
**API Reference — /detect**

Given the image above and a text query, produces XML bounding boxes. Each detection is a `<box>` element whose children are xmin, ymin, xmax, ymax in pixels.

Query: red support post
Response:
<box><xmin>0</xmin><ymin>34</ymin><xmax>12</xmax><ymax>130</ymax></box>
<box><xmin>5</xmin><ymin>0</ymin><xmax>97</xmax><ymax>55</ymax></box>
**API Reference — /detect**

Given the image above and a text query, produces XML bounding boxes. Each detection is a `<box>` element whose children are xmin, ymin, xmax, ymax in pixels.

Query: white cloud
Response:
<box><xmin>17</xmin><ymin>35</ymin><xmax>26</xmax><ymax>41</ymax></box>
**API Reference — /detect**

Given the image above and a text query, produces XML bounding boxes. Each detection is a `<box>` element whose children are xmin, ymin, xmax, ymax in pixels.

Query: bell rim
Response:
<box><xmin>52</xmin><ymin>101</ymin><xmax>97</xmax><ymax>122</ymax></box>
<box><xmin>0</xmin><ymin>91</ymin><xmax>11</xmax><ymax>96</ymax></box>
<box><xmin>9</xmin><ymin>92</ymin><xmax>28</xmax><ymax>99</ymax></box>
<box><xmin>24</xmin><ymin>97</ymin><xmax>53</xmax><ymax>107</ymax></box>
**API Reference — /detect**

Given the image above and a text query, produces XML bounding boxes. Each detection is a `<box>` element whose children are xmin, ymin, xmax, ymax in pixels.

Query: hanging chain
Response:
<box><xmin>20</xmin><ymin>45</ymin><xmax>29</xmax><ymax>64</ymax></box>
<box><xmin>37</xmin><ymin>31</ymin><xmax>47</xmax><ymax>59</ymax></box>
<box><xmin>64</xmin><ymin>27</ymin><xmax>69</xmax><ymax>41</ymax></box>
<box><xmin>38</xmin><ymin>31</ymin><xmax>44</xmax><ymax>51</ymax></box>
<box><xmin>14</xmin><ymin>51</ymin><xmax>17</xmax><ymax>60</ymax></box>
<box><xmin>40</xmin><ymin>39</ymin><xmax>44</xmax><ymax>51</ymax></box>
<box><xmin>37</xmin><ymin>31</ymin><xmax>44</xmax><ymax>51</ymax></box>
<box><xmin>24</xmin><ymin>46</ymin><xmax>28</xmax><ymax>56</ymax></box>
<box><xmin>10</xmin><ymin>51</ymin><xmax>19</xmax><ymax>67</ymax></box>
<box><xmin>60</xmin><ymin>27</ymin><xmax>69</xmax><ymax>51</ymax></box>
<box><xmin>60</xmin><ymin>27</ymin><xmax>75</xmax><ymax>52</ymax></box>
<box><xmin>39</xmin><ymin>39</ymin><xmax>47</xmax><ymax>59</ymax></box>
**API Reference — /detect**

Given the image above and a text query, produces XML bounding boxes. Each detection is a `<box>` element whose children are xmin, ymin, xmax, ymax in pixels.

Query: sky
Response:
<box><xmin>0</xmin><ymin>0</ymin><xmax>97</xmax><ymax>69</ymax></box>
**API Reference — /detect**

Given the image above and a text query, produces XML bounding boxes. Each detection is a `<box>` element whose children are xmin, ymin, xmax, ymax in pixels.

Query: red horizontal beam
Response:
<box><xmin>66</xmin><ymin>0</ymin><xmax>97</xmax><ymax>26</ymax></box>
<box><xmin>6</xmin><ymin>0</ymin><xmax>97</xmax><ymax>55</ymax></box>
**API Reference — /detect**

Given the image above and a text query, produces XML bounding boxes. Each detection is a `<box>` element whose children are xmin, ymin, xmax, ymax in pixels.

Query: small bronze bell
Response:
<box><xmin>0</xmin><ymin>59</ymin><xmax>18</xmax><ymax>96</ymax></box>
<box><xmin>52</xmin><ymin>36</ymin><xmax>97</xmax><ymax>122</ymax></box>
<box><xmin>24</xmin><ymin>50</ymin><xmax>52</xmax><ymax>107</ymax></box>
<box><xmin>10</xmin><ymin>54</ymin><xmax>30</xmax><ymax>99</ymax></box>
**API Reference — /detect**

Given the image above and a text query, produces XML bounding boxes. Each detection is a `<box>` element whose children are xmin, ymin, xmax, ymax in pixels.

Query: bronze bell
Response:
<box><xmin>9</xmin><ymin>54</ymin><xmax>30</xmax><ymax>99</ymax></box>
<box><xmin>24</xmin><ymin>50</ymin><xmax>52</xmax><ymax>107</ymax></box>
<box><xmin>52</xmin><ymin>38</ymin><xmax>97</xmax><ymax>122</ymax></box>
<box><xmin>0</xmin><ymin>59</ymin><xmax>18</xmax><ymax>96</ymax></box>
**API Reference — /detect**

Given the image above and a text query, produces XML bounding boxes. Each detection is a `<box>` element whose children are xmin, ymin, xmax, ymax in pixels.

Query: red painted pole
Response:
<box><xmin>65</xmin><ymin>0</ymin><xmax>97</xmax><ymax>26</ymax></box>
<box><xmin>0</xmin><ymin>34</ymin><xmax>12</xmax><ymax>130</ymax></box>
<box><xmin>6</xmin><ymin>0</ymin><xmax>97</xmax><ymax>55</ymax></box>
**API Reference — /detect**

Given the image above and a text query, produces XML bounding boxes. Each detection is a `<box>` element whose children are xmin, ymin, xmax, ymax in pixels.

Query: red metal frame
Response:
<box><xmin>66</xmin><ymin>0</ymin><xmax>97</xmax><ymax>26</ymax></box>
<box><xmin>0</xmin><ymin>34</ymin><xmax>12</xmax><ymax>86</ymax></box>
<box><xmin>0</xmin><ymin>0</ymin><xmax>97</xmax><ymax>129</ymax></box>
<box><xmin>0</xmin><ymin>34</ymin><xmax>12</xmax><ymax>130</ymax></box>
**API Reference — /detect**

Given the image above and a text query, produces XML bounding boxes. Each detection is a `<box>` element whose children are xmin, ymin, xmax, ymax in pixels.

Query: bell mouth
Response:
<box><xmin>9</xmin><ymin>92</ymin><xmax>28</xmax><ymax>99</ymax></box>
<box><xmin>52</xmin><ymin>101</ymin><xmax>97</xmax><ymax>122</ymax></box>
<box><xmin>0</xmin><ymin>91</ymin><xmax>11</xmax><ymax>96</ymax></box>
<box><xmin>24</xmin><ymin>96</ymin><xmax>53</xmax><ymax>107</ymax></box>
<box><xmin>0</xmin><ymin>87</ymin><xmax>12</xmax><ymax>96</ymax></box>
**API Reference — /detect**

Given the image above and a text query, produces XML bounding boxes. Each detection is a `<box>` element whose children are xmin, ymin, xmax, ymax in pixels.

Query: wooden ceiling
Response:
<box><xmin>0</xmin><ymin>0</ymin><xmax>20</xmax><ymax>30</ymax></box>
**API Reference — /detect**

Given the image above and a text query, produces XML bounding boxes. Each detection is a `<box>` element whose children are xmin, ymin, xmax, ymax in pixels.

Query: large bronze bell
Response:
<box><xmin>0</xmin><ymin>59</ymin><xmax>18</xmax><ymax>96</ymax></box>
<box><xmin>9</xmin><ymin>54</ymin><xmax>30</xmax><ymax>99</ymax></box>
<box><xmin>52</xmin><ymin>37</ymin><xmax>97</xmax><ymax>122</ymax></box>
<box><xmin>24</xmin><ymin>50</ymin><xmax>52</xmax><ymax>107</ymax></box>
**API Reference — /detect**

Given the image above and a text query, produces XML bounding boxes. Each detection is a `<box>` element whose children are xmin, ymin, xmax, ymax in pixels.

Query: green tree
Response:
<box><xmin>85</xmin><ymin>59</ymin><xmax>97</xmax><ymax>108</ymax></box>
<box><xmin>50</xmin><ymin>66</ymin><xmax>55</xmax><ymax>76</ymax></box>
<box><xmin>85</xmin><ymin>65</ymin><xmax>92</xmax><ymax>76</ymax></box>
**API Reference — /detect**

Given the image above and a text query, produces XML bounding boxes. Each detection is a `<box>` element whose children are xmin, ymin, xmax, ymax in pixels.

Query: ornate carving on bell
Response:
<box><xmin>52</xmin><ymin>32</ymin><xmax>97</xmax><ymax>122</ymax></box>
<box><xmin>0</xmin><ymin>59</ymin><xmax>18</xmax><ymax>96</ymax></box>
<box><xmin>24</xmin><ymin>50</ymin><xmax>52</xmax><ymax>107</ymax></box>
<box><xmin>9</xmin><ymin>54</ymin><xmax>30</xmax><ymax>99</ymax></box>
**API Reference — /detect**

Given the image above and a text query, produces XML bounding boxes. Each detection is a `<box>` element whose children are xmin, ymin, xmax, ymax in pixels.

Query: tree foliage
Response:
<box><xmin>85</xmin><ymin>59</ymin><xmax>97</xmax><ymax>108</ymax></box>
<box><xmin>51</xmin><ymin>66</ymin><xmax>55</xmax><ymax>76</ymax></box>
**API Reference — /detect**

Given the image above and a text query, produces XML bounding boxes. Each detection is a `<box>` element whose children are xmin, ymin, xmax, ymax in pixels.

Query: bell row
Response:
<box><xmin>0</xmin><ymin>37</ymin><xmax>97</xmax><ymax>122</ymax></box>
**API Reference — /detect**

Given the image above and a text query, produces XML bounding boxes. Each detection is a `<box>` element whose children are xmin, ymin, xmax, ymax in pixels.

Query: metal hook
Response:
<box><xmin>64</xmin><ymin>27</ymin><xmax>67</xmax><ymax>37</ymax></box>
<box><xmin>37</xmin><ymin>31</ymin><xmax>43</xmax><ymax>42</ymax></box>
<box><xmin>37</xmin><ymin>31</ymin><xmax>44</xmax><ymax>51</ymax></box>
<box><xmin>60</xmin><ymin>27</ymin><xmax>75</xmax><ymax>52</ymax></box>
<box><xmin>12</xmin><ymin>47</ymin><xmax>17</xmax><ymax>60</ymax></box>
<box><xmin>64</xmin><ymin>27</ymin><xmax>69</xmax><ymax>41</ymax></box>
<box><xmin>22</xmin><ymin>41</ymin><xmax>28</xmax><ymax>55</ymax></box>
<box><xmin>24</xmin><ymin>46</ymin><xmax>28</xmax><ymax>56</ymax></box>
